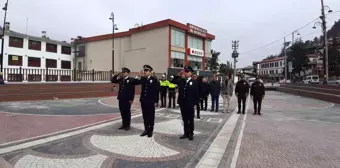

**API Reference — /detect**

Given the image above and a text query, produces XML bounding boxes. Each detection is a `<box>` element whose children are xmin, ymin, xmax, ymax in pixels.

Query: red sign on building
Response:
<box><xmin>187</xmin><ymin>23</ymin><xmax>207</xmax><ymax>38</ymax></box>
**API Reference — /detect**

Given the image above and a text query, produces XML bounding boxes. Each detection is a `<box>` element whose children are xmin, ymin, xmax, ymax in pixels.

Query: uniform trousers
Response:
<box><xmin>237</xmin><ymin>95</ymin><xmax>247</xmax><ymax>113</ymax></box>
<box><xmin>168</xmin><ymin>91</ymin><xmax>176</xmax><ymax>108</ymax></box>
<box><xmin>180</xmin><ymin>104</ymin><xmax>194</xmax><ymax>136</ymax></box>
<box><xmin>118</xmin><ymin>100</ymin><xmax>131</xmax><ymax>127</ymax></box>
<box><xmin>141</xmin><ymin>101</ymin><xmax>155</xmax><ymax>133</ymax></box>
<box><xmin>253</xmin><ymin>97</ymin><xmax>263</xmax><ymax>114</ymax></box>
<box><xmin>160</xmin><ymin>88</ymin><xmax>167</xmax><ymax>107</ymax></box>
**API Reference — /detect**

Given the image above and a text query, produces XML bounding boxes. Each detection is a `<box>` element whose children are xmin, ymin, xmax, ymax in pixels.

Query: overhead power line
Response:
<box><xmin>238</xmin><ymin>9</ymin><xmax>339</xmax><ymax>56</ymax></box>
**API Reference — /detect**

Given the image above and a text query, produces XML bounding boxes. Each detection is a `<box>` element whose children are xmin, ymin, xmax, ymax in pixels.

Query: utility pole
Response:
<box><xmin>109</xmin><ymin>12</ymin><xmax>118</xmax><ymax>73</ymax></box>
<box><xmin>320</xmin><ymin>0</ymin><xmax>329</xmax><ymax>84</ymax></box>
<box><xmin>284</xmin><ymin>37</ymin><xmax>288</xmax><ymax>83</ymax></box>
<box><xmin>232</xmin><ymin>41</ymin><xmax>239</xmax><ymax>83</ymax></box>
<box><xmin>0</xmin><ymin>0</ymin><xmax>9</xmax><ymax>73</ymax></box>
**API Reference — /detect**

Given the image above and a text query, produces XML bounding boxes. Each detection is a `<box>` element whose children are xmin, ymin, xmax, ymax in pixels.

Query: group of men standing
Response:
<box><xmin>111</xmin><ymin>65</ymin><xmax>265</xmax><ymax>141</ymax></box>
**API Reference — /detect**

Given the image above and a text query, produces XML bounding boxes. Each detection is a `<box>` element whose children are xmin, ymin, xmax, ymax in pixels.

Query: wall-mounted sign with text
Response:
<box><xmin>187</xmin><ymin>48</ymin><xmax>204</xmax><ymax>57</ymax></box>
<box><xmin>187</xmin><ymin>24</ymin><xmax>207</xmax><ymax>38</ymax></box>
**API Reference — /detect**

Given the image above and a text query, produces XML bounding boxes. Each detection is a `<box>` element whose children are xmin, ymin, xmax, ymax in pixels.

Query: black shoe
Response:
<box><xmin>197</xmin><ymin>116</ymin><xmax>201</xmax><ymax>119</ymax></box>
<box><xmin>215</xmin><ymin>110</ymin><xmax>218</xmax><ymax>112</ymax></box>
<box><xmin>188</xmin><ymin>135</ymin><xmax>194</xmax><ymax>141</ymax></box>
<box><xmin>258</xmin><ymin>113</ymin><xmax>262</xmax><ymax>115</ymax></box>
<box><xmin>140</xmin><ymin>131</ymin><xmax>148</xmax><ymax>137</ymax></box>
<box><xmin>118</xmin><ymin>126</ymin><xmax>125</xmax><ymax>130</ymax></box>
<box><xmin>147</xmin><ymin>132</ymin><xmax>153</xmax><ymax>137</ymax></box>
<box><xmin>180</xmin><ymin>134</ymin><xmax>188</xmax><ymax>139</ymax></box>
<box><xmin>124</xmin><ymin>126</ymin><xmax>130</xmax><ymax>131</ymax></box>
<box><xmin>210</xmin><ymin>109</ymin><xmax>214</xmax><ymax>112</ymax></box>
<box><xmin>242</xmin><ymin>112</ymin><xmax>245</xmax><ymax>114</ymax></box>
<box><xmin>204</xmin><ymin>108</ymin><xmax>207</xmax><ymax>111</ymax></box>
<box><xmin>237</xmin><ymin>111</ymin><xmax>241</xmax><ymax>114</ymax></box>
<box><xmin>167</xmin><ymin>106</ymin><xmax>171</xmax><ymax>108</ymax></box>
<box><xmin>253</xmin><ymin>113</ymin><xmax>256</xmax><ymax>115</ymax></box>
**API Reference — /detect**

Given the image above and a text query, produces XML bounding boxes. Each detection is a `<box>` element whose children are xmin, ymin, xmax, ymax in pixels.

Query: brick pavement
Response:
<box><xmin>236</xmin><ymin>91</ymin><xmax>340</xmax><ymax>168</ymax></box>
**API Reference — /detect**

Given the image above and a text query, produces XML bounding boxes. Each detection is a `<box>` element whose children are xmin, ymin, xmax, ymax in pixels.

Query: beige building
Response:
<box><xmin>73</xmin><ymin>19</ymin><xmax>215</xmax><ymax>76</ymax></box>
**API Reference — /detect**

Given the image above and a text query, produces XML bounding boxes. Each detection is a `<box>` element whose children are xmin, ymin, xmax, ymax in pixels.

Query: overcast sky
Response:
<box><xmin>2</xmin><ymin>0</ymin><xmax>340</xmax><ymax>68</ymax></box>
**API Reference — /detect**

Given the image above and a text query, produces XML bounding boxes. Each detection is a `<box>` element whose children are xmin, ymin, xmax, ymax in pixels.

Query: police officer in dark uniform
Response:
<box><xmin>178</xmin><ymin>66</ymin><xmax>199</xmax><ymax>141</ymax></box>
<box><xmin>192</xmin><ymin>73</ymin><xmax>201</xmax><ymax>119</ymax></box>
<box><xmin>134</xmin><ymin>65</ymin><xmax>159</xmax><ymax>137</ymax></box>
<box><xmin>111</xmin><ymin>67</ymin><xmax>135</xmax><ymax>130</ymax></box>
<box><xmin>250</xmin><ymin>75</ymin><xmax>265</xmax><ymax>115</ymax></box>
<box><xmin>172</xmin><ymin>70</ymin><xmax>186</xmax><ymax>109</ymax></box>
<box><xmin>235</xmin><ymin>74</ymin><xmax>250</xmax><ymax>114</ymax></box>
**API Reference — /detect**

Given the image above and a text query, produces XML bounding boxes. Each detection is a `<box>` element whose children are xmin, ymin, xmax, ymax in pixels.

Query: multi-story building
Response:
<box><xmin>253</xmin><ymin>56</ymin><xmax>286</xmax><ymax>80</ymax></box>
<box><xmin>0</xmin><ymin>22</ymin><xmax>74</xmax><ymax>72</ymax></box>
<box><xmin>74</xmin><ymin>19</ymin><xmax>215</xmax><ymax>76</ymax></box>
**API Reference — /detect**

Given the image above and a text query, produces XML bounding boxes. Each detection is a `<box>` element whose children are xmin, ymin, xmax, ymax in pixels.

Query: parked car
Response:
<box><xmin>336</xmin><ymin>80</ymin><xmax>340</xmax><ymax>85</ymax></box>
<box><xmin>303</xmin><ymin>75</ymin><xmax>320</xmax><ymax>84</ymax></box>
<box><xmin>279</xmin><ymin>79</ymin><xmax>291</xmax><ymax>84</ymax></box>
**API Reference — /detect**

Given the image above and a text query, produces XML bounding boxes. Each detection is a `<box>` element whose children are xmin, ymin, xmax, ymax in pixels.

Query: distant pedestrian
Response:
<box><xmin>251</xmin><ymin>75</ymin><xmax>265</xmax><ymax>115</ymax></box>
<box><xmin>221</xmin><ymin>75</ymin><xmax>234</xmax><ymax>113</ymax></box>
<box><xmin>209</xmin><ymin>74</ymin><xmax>221</xmax><ymax>112</ymax></box>
<box><xmin>192</xmin><ymin>73</ymin><xmax>201</xmax><ymax>119</ymax></box>
<box><xmin>159</xmin><ymin>75</ymin><xmax>169</xmax><ymax>108</ymax></box>
<box><xmin>235</xmin><ymin>74</ymin><xmax>250</xmax><ymax>114</ymax></box>
<box><xmin>200</xmin><ymin>77</ymin><xmax>209</xmax><ymax>111</ymax></box>
<box><xmin>134</xmin><ymin>65</ymin><xmax>159</xmax><ymax>138</ymax></box>
<box><xmin>0</xmin><ymin>72</ymin><xmax>4</xmax><ymax>84</ymax></box>
<box><xmin>111</xmin><ymin>67</ymin><xmax>135</xmax><ymax>131</ymax></box>
<box><xmin>167</xmin><ymin>76</ymin><xmax>177</xmax><ymax>108</ymax></box>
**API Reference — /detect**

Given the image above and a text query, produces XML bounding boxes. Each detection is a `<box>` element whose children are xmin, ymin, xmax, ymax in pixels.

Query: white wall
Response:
<box><xmin>1</xmin><ymin>35</ymin><xmax>74</xmax><ymax>70</ymax></box>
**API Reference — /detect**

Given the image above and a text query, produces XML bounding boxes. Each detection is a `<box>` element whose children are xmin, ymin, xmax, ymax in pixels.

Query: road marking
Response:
<box><xmin>266</xmin><ymin>113</ymin><xmax>340</xmax><ymax>125</ymax></box>
<box><xmin>265</xmin><ymin>102</ymin><xmax>334</xmax><ymax>111</ymax></box>
<box><xmin>0</xmin><ymin>108</ymin><xmax>165</xmax><ymax>155</ymax></box>
<box><xmin>195</xmin><ymin>108</ymin><xmax>240</xmax><ymax>168</ymax></box>
<box><xmin>286</xmin><ymin>84</ymin><xmax>340</xmax><ymax>92</ymax></box>
<box><xmin>230</xmin><ymin>96</ymin><xmax>251</xmax><ymax>168</ymax></box>
<box><xmin>282</xmin><ymin>87</ymin><xmax>340</xmax><ymax>97</ymax></box>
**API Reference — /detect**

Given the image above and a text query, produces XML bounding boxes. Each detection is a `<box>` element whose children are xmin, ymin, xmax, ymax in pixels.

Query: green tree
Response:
<box><xmin>328</xmin><ymin>36</ymin><xmax>340</xmax><ymax>77</ymax></box>
<box><xmin>288</xmin><ymin>42</ymin><xmax>309</xmax><ymax>77</ymax></box>
<box><xmin>210</xmin><ymin>50</ymin><xmax>220</xmax><ymax>74</ymax></box>
<box><xmin>218</xmin><ymin>61</ymin><xmax>234</xmax><ymax>76</ymax></box>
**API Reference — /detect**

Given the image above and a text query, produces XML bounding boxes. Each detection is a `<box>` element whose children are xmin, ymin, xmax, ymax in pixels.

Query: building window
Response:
<box><xmin>275</xmin><ymin>70</ymin><xmax>278</xmax><ymax>74</ymax></box>
<box><xmin>205</xmin><ymin>40</ymin><xmax>211</xmax><ymax>54</ymax></box>
<box><xmin>275</xmin><ymin>62</ymin><xmax>278</xmax><ymax>67</ymax></box>
<box><xmin>46</xmin><ymin>59</ymin><xmax>57</xmax><ymax>68</ymax></box>
<box><xmin>9</xmin><ymin>37</ymin><xmax>24</xmax><ymax>48</ymax></box>
<box><xmin>27</xmin><ymin>57</ymin><xmax>41</xmax><ymax>67</ymax></box>
<box><xmin>171</xmin><ymin>51</ymin><xmax>185</xmax><ymax>68</ymax></box>
<box><xmin>46</xmin><ymin>43</ymin><xmax>57</xmax><ymax>53</ymax></box>
<box><xmin>205</xmin><ymin>57</ymin><xmax>211</xmax><ymax>70</ymax></box>
<box><xmin>188</xmin><ymin>55</ymin><xmax>202</xmax><ymax>70</ymax></box>
<box><xmin>78</xmin><ymin>45</ymin><xmax>85</xmax><ymax>57</ymax></box>
<box><xmin>188</xmin><ymin>36</ymin><xmax>203</xmax><ymax>50</ymax></box>
<box><xmin>61</xmin><ymin>60</ymin><xmax>71</xmax><ymax>69</ymax></box>
<box><xmin>171</xmin><ymin>29</ymin><xmax>185</xmax><ymax>48</ymax></box>
<box><xmin>28</xmin><ymin>40</ymin><xmax>41</xmax><ymax>51</ymax></box>
<box><xmin>8</xmin><ymin>55</ymin><xmax>23</xmax><ymax>66</ymax></box>
<box><xmin>61</xmin><ymin>46</ymin><xmax>71</xmax><ymax>55</ymax></box>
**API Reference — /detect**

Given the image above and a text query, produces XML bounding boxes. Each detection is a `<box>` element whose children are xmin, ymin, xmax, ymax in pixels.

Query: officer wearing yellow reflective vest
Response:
<box><xmin>159</xmin><ymin>75</ymin><xmax>170</xmax><ymax>108</ymax></box>
<box><xmin>167</xmin><ymin>76</ymin><xmax>177</xmax><ymax>108</ymax></box>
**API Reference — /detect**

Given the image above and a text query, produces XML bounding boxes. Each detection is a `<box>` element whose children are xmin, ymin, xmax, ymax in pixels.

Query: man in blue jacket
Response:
<box><xmin>209</xmin><ymin>74</ymin><xmax>221</xmax><ymax>112</ymax></box>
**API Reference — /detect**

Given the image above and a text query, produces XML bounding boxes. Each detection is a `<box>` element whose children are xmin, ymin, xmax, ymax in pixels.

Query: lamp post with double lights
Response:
<box><xmin>109</xmin><ymin>12</ymin><xmax>118</xmax><ymax>73</ymax></box>
<box><xmin>0</xmin><ymin>0</ymin><xmax>9</xmax><ymax>73</ymax></box>
<box><xmin>313</xmin><ymin>4</ymin><xmax>332</xmax><ymax>84</ymax></box>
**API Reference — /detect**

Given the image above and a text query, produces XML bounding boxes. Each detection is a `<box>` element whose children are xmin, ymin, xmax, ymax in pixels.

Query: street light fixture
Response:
<box><xmin>109</xmin><ymin>12</ymin><xmax>118</xmax><ymax>73</ymax></box>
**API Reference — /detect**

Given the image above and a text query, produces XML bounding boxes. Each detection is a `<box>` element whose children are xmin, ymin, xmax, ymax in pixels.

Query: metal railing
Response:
<box><xmin>1</xmin><ymin>67</ymin><xmax>164</xmax><ymax>82</ymax></box>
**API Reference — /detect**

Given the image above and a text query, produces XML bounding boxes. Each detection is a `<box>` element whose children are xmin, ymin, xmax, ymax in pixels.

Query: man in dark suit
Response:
<box><xmin>133</xmin><ymin>65</ymin><xmax>159</xmax><ymax>137</ymax></box>
<box><xmin>178</xmin><ymin>66</ymin><xmax>199</xmax><ymax>141</ymax></box>
<box><xmin>111</xmin><ymin>67</ymin><xmax>135</xmax><ymax>131</ymax></box>
<box><xmin>172</xmin><ymin>70</ymin><xmax>186</xmax><ymax>109</ymax></box>
<box><xmin>200</xmin><ymin>77</ymin><xmax>209</xmax><ymax>111</ymax></box>
<box><xmin>235</xmin><ymin>74</ymin><xmax>250</xmax><ymax>114</ymax></box>
<box><xmin>250</xmin><ymin>75</ymin><xmax>265</xmax><ymax>115</ymax></box>
<box><xmin>209</xmin><ymin>74</ymin><xmax>221</xmax><ymax>112</ymax></box>
<box><xmin>192</xmin><ymin>73</ymin><xmax>201</xmax><ymax>119</ymax></box>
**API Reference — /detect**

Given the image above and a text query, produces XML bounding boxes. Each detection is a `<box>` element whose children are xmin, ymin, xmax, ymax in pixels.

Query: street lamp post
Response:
<box><xmin>109</xmin><ymin>12</ymin><xmax>118</xmax><ymax>73</ymax></box>
<box><xmin>0</xmin><ymin>0</ymin><xmax>9</xmax><ymax>73</ymax></box>
<box><xmin>313</xmin><ymin>4</ymin><xmax>332</xmax><ymax>84</ymax></box>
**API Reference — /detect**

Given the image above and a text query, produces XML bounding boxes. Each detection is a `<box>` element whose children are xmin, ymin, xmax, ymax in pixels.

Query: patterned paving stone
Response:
<box><xmin>13</xmin><ymin>154</ymin><xmax>107</xmax><ymax>168</ymax></box>
<box><xmin>90</xmin><ymin>134</ymin><xmax>180</xmax><ymax>158</ymax></box>
<box><xmin>132</xmin><ymin>119</ymin><xmax>202</xmax><ymax>135</ymax></box>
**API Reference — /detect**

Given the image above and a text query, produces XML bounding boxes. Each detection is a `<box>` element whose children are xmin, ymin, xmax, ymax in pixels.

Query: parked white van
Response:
<box><xmin>303</xmin><ymin>75</ymin><xmax>319</xmax><ymax>84</ymax></box>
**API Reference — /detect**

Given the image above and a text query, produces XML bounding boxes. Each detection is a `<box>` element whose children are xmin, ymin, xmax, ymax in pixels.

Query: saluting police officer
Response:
<box><xmin>235</xmin><ymin>74</ymin><xmax>250</xmax><ymax>114</ymax></box>
<box><xmin>178</xmin><ymin>66</ymin><xmax>199</xmax><ymax>141</ymax></box>
<box><xmin>250</xmin><ymin>75</ymin><xmax>265</xmax><ymax>115</ymax></box>
<box><xmin>134</xmin><ymin>65</ymin><xmax>159</xmax><ymax>137</ymax></box>
<box><xmin>111</xmin><ymin>67</ymin><xmax>135</xmax><ymax>131</ymax></box>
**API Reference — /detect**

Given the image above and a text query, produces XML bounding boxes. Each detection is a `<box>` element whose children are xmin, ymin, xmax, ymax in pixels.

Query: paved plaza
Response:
<box><xmin>0</xmin><ymin>91</ymin><xmax>339</xmax><ymax>168</ymax></box>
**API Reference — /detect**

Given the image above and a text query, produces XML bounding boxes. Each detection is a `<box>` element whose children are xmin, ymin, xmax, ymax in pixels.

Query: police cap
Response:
<box><xmin>184</xmin><ymin>66</ymin><xmax>194</xmax><ymax>72</ymax></box>
<box><xmin>143</xmin><ymin>65</ymin><xmax>153</xmax><ymax>71</ymax></box>
<box><xmin>121</xmin><ymin>67</ymin><xmax>130</xmax><ymax>73</ymax></box>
